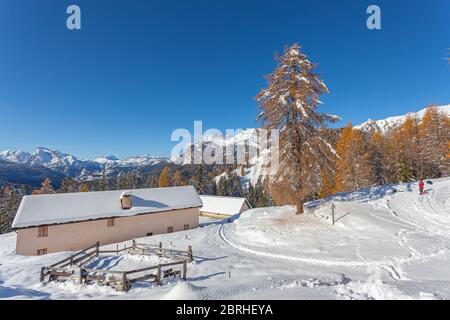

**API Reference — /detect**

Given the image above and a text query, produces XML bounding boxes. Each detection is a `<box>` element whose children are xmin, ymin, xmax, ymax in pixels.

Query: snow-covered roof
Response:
<box><xmin>12</xmin><ymin>186</ymin><xmax>202</xmax><ymax>229</ymax></box>
<box><xmin>199</xmin><ymin>195</ymin><xmax>252</xmax><ymax>216</ymax></box>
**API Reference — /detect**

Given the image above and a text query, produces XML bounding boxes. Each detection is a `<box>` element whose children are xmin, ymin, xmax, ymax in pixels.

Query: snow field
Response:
<box><xmin>1</xmin><ymin>178</ymin><xmax>450</xmax><ymax>299</ymax></box>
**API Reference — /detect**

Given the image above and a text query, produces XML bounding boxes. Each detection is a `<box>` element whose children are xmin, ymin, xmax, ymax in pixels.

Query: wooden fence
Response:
<box><xmin>40</xmin><ymin>240</ymin><xmax>193</xmax><ymax>292</ymax></box>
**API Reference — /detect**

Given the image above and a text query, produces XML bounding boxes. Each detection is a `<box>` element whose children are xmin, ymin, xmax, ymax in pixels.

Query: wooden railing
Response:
<box><xmin>132</xmin><ymin>239</ymin><xmax>193</xmax><ymax>262</ymax></box>
<box><xmin>49</xmin><ymin>242</ymin><xmax>100</xmax><ymax>268</ymax></box>
<box><xmin>40</xmin><ymin>240</ymin><xmax>193</xmax><ymax>292</ymax></box>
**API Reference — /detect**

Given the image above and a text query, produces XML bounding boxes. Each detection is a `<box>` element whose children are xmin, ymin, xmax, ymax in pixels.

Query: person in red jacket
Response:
<box><xmin>419</xmin><ymin>179</ymin><xmax>425</xmax><ymax>195</ymax></box>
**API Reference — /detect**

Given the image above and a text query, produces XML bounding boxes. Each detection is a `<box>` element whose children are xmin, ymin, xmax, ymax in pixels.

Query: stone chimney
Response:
<box><xmin>120</xmin><ymin>191</ymin><xmax>132</xmax><ymax>210</ymax></box>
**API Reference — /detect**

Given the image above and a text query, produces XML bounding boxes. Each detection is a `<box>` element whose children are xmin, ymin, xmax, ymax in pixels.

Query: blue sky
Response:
<box><xmin>0</xmin><ymin>0</ymin><xmax>448</xmax><ymax>159</ymax></box>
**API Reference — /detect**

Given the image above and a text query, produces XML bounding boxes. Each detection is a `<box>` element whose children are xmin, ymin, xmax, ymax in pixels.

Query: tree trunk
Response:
<box><xmin>295</xmin><ymin>189</ymin><xmax>304</xmax><ymax>214</ymax></box>
<box><xmin>296</xmin><ymin>200</ymin><xmax>304</xmax><ymax>215</ymax></box>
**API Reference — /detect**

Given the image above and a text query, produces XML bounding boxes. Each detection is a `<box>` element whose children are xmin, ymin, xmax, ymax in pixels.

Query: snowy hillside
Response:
<box><xmin>1</xmin><ymin>177</ymin><xmax>450</xmax><ymax>299</ymax></box>
<box><xmin>0</xmin><ymin>147</ymin><xmax>168</xmax><ymax>181</ymax></box>
<box><xmin>355</xmin><ymin>104</ymin><xmax>450</xmax><ymax>134</ymax></box>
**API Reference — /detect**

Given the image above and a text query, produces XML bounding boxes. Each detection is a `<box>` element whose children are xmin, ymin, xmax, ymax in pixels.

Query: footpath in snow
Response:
<box><xmin>0</xmin><ymin>178</ymin><xmax>450</xmax><ymax>299</ymax></box>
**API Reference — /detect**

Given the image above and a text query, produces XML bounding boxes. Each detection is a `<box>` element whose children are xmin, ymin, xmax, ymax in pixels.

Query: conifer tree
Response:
<box><xmin>319</xmin><ymin>166</ymin><xmax>335</xmax><ymax>198</ymax></box>
<box><xmin>58</xmin><ymin>178</ymin><xmax>78</xmax><ymax>193</ymax></box>
<box><xmin>211</xmin><ymin>180</ymin><xmax>217</xmax><ymax>195</ymax></box>
<box><xmin>123</xmin><ymin>172</ymin><xmax>133</xmax><ymax>189</ymax></box>
<box><xmin>256</xmin><ymin>43</ymin><xmax>339</xmax><ymax>213</ymax></box>
<box><xmin>334</xmin><ymin>124</ymin><xmax>369</xmax><ymax>192</ymax></box>
<box><xmin>194</xmin><ymin>166</ymin><xmax>208</xmax><ymax>194</ymax></box>
<box><xmin>417</xmin><ymin>107</ymin><xmax>450</xmax><ymax>178</ymax></box>
<box><xmin>246</xmin><ymin>183</ymin><xmax>257</xmax><ymax>207</ymax></box>
<box><xmin>217</xmin><ymin>176</ymin><xmax>228</xmax><ymax>196</ymax></box>
<box><xmin>80</xmin><ymin>184</ymin><xmax>90</xmax><ymax>192</ymax></box>
<box><xmin>98</xmin><ymin>170</ymin><xmax>107</xmax><ymax>191</ymax></box>
<box><xmin>134</xmin><ymin>170</ymin><xmax>144</xmax><ymax>189</ymax></box>
<box><xmin>229</xmin><ymin>175</ymin><xmax>243</xmax><ymax>197</ymax></box>
<box><xmin>32</xmin><ymin>178</ymin><xmax>56</xmax><ymax>195</ymax></box>
<box><xmin>158</xmin><ymin>167</ymin><xmax>171</xmax><ymax>187</ymax></box>
<box><xmin>389</xmin><ymin>116</ymin><xmax>419</xmax><ymax>182</ymax></box>
<box><xmin>146</xmin><ymin>174</ymin><xmax>156</xmax><ymax>188</ymax></box>
<box><xmin>0</xmin><ymin>189</ymin><xmax>21</xmax><ymax>233</ymax></box>
<box><xmin>115</xmin><ymin>174</ymin><xmax>123</xmax><ymax>190</ymax></box>
<box><xmin>173</xmin><ymin>170</ymin><xmax>184</xmax><ymax>186</ymax></box>
<box><xmin>365</xmin><ymin>131</ymin><xmax>389</xmax><ymax>185</ymax></box>
<box><xmin>252</xmin><ymin>177</ymin><xmax>274</xmax><ymax>207</ymax></box>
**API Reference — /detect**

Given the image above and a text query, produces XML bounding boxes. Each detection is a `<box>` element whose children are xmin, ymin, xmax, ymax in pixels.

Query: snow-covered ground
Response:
<box><xmin>1</xmin><ymin>178</ymin><xmax>450</xmax><ymax>300</ymax></box>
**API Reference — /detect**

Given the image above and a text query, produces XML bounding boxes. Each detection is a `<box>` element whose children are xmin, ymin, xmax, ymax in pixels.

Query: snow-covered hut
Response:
<box><xmin>12</xmin><ymin>186</ymin><xmax>202</xmax><ymax>256</ymax></box>
<box><xmin>199</xmin><ymin>195</ymin><xmax>252</xmax><ymax>218</ymax></box>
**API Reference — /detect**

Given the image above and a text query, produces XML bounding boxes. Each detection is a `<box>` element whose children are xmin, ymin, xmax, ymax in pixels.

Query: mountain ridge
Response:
<box><xmin>355</xmin><ymin>104</ymin><xmax>450</xmax><ymax>134</ymax></box>
<box><xmin>0</xmin><ymin>148</ymin><xmax>168</xmax><ymax>181</ymax></box>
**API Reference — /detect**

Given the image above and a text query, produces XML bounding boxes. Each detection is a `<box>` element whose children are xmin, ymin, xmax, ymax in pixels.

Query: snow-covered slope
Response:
<box><xmin>1</xmin><ymin>178</ymin><xmax>449</xmax><ymax>299</ymax></box>
<box><xmin>355</xmin><ymin>104</ymin><xmax>450</xmax><ymax>134</ymax></box>
<box><xmin>0</xmin><ymin>147</ymin><xmax>168</xmax><ymax>181</ymax></box>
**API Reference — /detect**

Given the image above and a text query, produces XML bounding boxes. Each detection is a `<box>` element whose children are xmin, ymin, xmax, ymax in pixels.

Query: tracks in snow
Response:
<box><xmin>218</xmin><ymin>223</ymin><xmax>449</xmax><ymax>268</ymax></box>
<box><xmin>218</xmin><ymin>180</ymin><xmax>450</xmax><ymax>270</ymax></box>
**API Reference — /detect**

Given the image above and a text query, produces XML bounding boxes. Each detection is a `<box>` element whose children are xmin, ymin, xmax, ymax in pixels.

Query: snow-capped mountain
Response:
<box><xmin>93</xmin><ymin>155</ymin><xmax>120</xmax><ymax>164</ymax></box>
<box><xmin>0</xmin><ymin>150</ymin><xmax>32</xmax><ymax>165</ymax></box>
<box><xmin>94</xmin><ymin>154</ymin><xmax>165</xmax><ymax>167</ymax></box>
<box><xmin>209</xmin><ymin>104</ymin><xmax>450</xmax><ymax>188</ymax></box>
<box><xmin>0</xmin><ymin>147</ymin><xmax>168</xmax><ymax>181</ymax></box>
<box><xmin>355</xmin><ymin>104</ymin><xmax>450</xmax><ymax>134</ymax></box>
<box><xmin>174</xmin><ymin>128</ymin><xmax>276</xmax><ymax>188</ymax></box>
<box><xmin>173</xmin><ymin>128</ymin><xmax>263</xmax><ymax>164</ymax></box>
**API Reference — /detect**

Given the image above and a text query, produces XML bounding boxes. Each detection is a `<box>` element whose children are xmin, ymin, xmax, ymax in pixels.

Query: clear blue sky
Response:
<box><xmin>0</xmin><ymin>0</ymin><xmax>448</xmax><ymax>159</ymax></box>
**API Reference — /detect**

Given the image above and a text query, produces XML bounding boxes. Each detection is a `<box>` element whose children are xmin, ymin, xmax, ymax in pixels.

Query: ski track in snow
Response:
<box><xmin>219</xmin><ymin>220</ymin><xmax>449</xmax><ymax>268</ymax></box>
<box><xmin>219</xmin><ymin>178</ymin><xmax>450</xmax><ymax>270</ymax></box>
<box><xmin>215</xmin><ymin>179</ymin><xmax>450</xmax><ymax>299</ymax></box>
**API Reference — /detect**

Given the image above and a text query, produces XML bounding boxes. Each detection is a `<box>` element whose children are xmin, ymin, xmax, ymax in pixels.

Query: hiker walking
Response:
<box><xmin>419</xmin><ymin>179</ymin><xmax>425</xmax><ymax>195</ymax></box>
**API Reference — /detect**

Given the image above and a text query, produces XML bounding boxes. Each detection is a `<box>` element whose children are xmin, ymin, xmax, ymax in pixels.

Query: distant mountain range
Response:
<box><xmin>1</xmin><ymin>104</ymin><xmax>448</xmax><ymax>189</ymax></box>
<box><xmin>0</xmin><ymin>159</ymin><xmax>66</xmax><ymax>189</ymax></box>
<box><xmin>0</xmin><ymin>147</ymin><xmax>168</xmax><ymax>182</ymax></box>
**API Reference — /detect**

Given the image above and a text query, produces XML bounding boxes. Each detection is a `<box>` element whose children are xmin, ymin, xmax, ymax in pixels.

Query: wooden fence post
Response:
<box><xmin>331</xmin><ymin>203</ymin><xmax>336</xmax><ymax>226</ymax></box>
<box><xmin>188</xmin><ymin>245</ymin><xmax>193</xmax><ymax>262</ymax></box>
<box><xmin>157</xmin><ymin>265</ymin><xmax>162</xmax><ymax>285</ymax></box>
<box><xmin>182</xmin><ymin>260</ymin><xmax>187</xmax><ymax>280</ymax></box>
<box><xmin>79</xmin><ymin>267</ymin><xmax>84</xmax><ymax>284</ymax></box>
<box><xmin>116</xmin><ymin>244</ymin><xmax>119</xmax><ymax>255</ymax></box>
<box><xmin>132</xmin><ymin>239</ymin><xmax>136</xmax><ymax>248</ymax></box>
<box><xmin>122</xmin><ymin>273</ymin><xmax>128</xmax><ymax>292</ymax></box>
<box><xmin>40</xmin><ymin>267</ymin><xmax>45</xmax><ymax>282</ymax></box>
<box><xmin>95</xmin><ymin>242</ymin><xmax>100</xmax><ymax>257</ymax></box>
